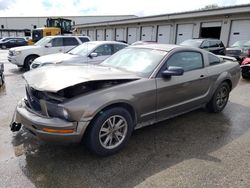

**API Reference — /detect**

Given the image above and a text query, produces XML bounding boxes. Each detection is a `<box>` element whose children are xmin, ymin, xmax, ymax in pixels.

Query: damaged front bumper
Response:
<box><xmin>10</xmin><ymin>99</ymin><xmax>90</xmax><ymax>143</ymax></box>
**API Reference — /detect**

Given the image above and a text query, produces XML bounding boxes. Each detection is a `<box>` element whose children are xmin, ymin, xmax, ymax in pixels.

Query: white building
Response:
<box><xmin>74</xmin><ymin>4</ymin><xmax>250</xmax><ymax>46</ymax></box>
<box><xmin>0</xmin><ymin>15</ymin><xmax>136</xmax><ymax>37</ymax></box>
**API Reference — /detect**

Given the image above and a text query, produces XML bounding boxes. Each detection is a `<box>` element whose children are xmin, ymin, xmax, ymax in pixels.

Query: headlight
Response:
<box><xmin>47</xmin><ymin>102</ymin><xmax>71</xmax><ymax>120</ymax></box>
<box><xmin>13</xmin><ymin>51</ymin><xmax>21</xmax><ymax>56</ymax></box>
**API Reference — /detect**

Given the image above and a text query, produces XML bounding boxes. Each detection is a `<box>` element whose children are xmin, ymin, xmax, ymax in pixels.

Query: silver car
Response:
<box><xmin>11</xmin><ymin>44</ymin><xmax>240</xmax><ymax>156</ymax></box>
<box><xmin>30</xmin><ymin>41</ymin><xmax>128</xmax><ymax>69</ymax></box>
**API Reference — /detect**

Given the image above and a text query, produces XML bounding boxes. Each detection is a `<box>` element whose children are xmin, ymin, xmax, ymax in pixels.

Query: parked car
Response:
<box><xmin>240</xmin><ymin>57</ymin><xmax>250</xmax><ymax>79</ymax></box>
<box><xmin>10</xmin><ymin>44</ymin><xmax>240</xmax><ymax>156</ymax></box>
<box><xmin>30</xmin><ymin>41</ymin><xmax>128</xmax><ymax>69</ymax></box>
<box><xmin>0</xmin><ymin>37</ymin><xmax>27</xmax><ymax>49</ymax></box>
<box><xmin>180</xmin><ymin>38</ymin><xmax>226</xmax><ymax>55</ymax></box>
<box><xmin>0</xmin><ymin>63</ymin><xmax>4</xmax><ymax>86</ymax></box>
<box><xmin>8</xmin><ymin>35</ymin><xmax>90</xmax><ymax>69</ymax></box>
<box><xmin>226</xmin><ymin>40</ymin><xmax>250</xmax><ymax>62</ymax></box>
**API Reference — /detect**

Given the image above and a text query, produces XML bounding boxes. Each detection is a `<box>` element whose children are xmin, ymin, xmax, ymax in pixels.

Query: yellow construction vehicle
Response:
<box><xmin>32</xmin><ymin>18</ymin><xmax>72</xmax><ymax>42</ymax></box>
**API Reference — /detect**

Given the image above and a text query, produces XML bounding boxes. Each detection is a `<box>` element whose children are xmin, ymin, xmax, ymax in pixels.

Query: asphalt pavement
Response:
<box><xmin>0</xmin><ymin>49</ymin><xmax>250</xmax><ymax>188</ymax></box>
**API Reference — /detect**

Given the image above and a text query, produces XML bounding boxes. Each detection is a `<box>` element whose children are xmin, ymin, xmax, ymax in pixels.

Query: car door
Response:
<box><xmin>44</xmin><ymin>37</ymin><xmax>64</xmax><ymax>55</ymax></box>
<box><xmin>63</xmin><ymin>37</ymin><xmax>80</xmax><ymax>52</ymax></box>
<box><xmin>87</xmin><ymin>44</ymin><xmax>113</xmax><ymax>64</ymax></box>
<box><xmin>156</xmin><ymin>51</ymin><xmax>210</xmax><ymax>122</ymax></box>
<box><xmin>6</xmin><ymin>39</ymin><xmax>16</xmax><ymax>48</ymax></box>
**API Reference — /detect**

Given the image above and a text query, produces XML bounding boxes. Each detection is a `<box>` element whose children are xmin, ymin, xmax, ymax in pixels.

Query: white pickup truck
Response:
<box><xmin>8</xmin><ymin>35</ymin><xmax>90</xmax><ymax>69</ymax></box>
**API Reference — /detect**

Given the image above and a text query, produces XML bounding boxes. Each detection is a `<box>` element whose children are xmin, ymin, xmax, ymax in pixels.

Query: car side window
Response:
<box><xmin>208</xmin><ymin>54</ymin><xmax>221</xmax><ymax>65</ymax></box>
<box><xmin>51</xmin><ymin>38</ymin><xmax>63</xmax><ymax>47</ymax></box>
<box><xmin>63</xmin><ymin>37</ymin><xmax>79</xmax><ymax>46</ymax></box>
<box><xmin>166</xmin><ymin>51</ymin><xmax>203</xmax><ymax>72</ymax></box>
<box><xmin>79</xmin><ymin>37</ymin><xmax>90</xmax><ymax>43</ymax></box>
<box><xmin>9</xmin><ymin>39</ymin><xmax>16</xmax><ymax>43</ymax></box>
<box><xmin>113</xmin><ymin>44</ymin><xmax>126</xmax><ymax>53</ymax></box>
<box><xmin>93</xmin><ymin>44</ymin><xmax>112</xmax><ymax>56</ymax></box>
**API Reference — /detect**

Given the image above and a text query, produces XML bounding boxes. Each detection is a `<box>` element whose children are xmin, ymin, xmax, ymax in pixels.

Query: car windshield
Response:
<box><xmin>180</xmin><ymin>40</ymin><xmax>203</xmax><ymax>47</ymax></box>
<box><xmin>34</xmin><ymin>37</ymin><xmax>52</xmax><ymax>46</ymax></box>
<box><xmin>101</xmin><ymin>47</ymin><xmax>167</xmax><ymax>77</ymax></box>
<box><xmin>231</xmin><ymin>41</ymin><xmax>248</xmax><ymax>48</ymax></box>
<box><xmin>68</xmin><ymin>42</ymin><xmax>97</xmax><ymax>56</ymax></box>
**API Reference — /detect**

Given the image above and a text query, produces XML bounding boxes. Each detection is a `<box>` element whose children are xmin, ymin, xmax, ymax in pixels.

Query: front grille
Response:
<box><xmin>226</xmin><ymin>50</ymin><xmax>241</xmax><ymax>55</ymax></box>
<box><xmin>8</xmin><ymin>51</ymin><xmax>14</xmax><ymax>56</ymax></box>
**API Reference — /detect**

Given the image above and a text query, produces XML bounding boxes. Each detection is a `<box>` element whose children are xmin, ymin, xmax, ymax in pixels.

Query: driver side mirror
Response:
<box><xmin>88</xmin><ymin>52</ymin><xmax>98</xmax><ymax>58</ymax></box>
<box><xmin>162</xmin><ymin>66</ymin><xmax>184</xmax><ymax>78</ymax></box>
<box><xmin>45</xmin><ymin>43</ymin><xmax>52</xmax><ymax>48</ymax></box>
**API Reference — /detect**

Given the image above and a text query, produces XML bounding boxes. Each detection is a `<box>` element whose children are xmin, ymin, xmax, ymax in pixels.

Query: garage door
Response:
<box><xmin>229</xmin><ymin>20</ymin><xmax>250</xmax><ymax>46</ymax></box>
<box><xmin>127</xmin><ymin>27</ymin><xmax>139</xmax><ymax>44</ymax></box>
<box><xmin>80</xmin><ymin>30</ymin><xmax>87</xmax><ymax>36</ymax></box>
<box><xmin>88</xmin><ymin>30</ymin><xmax>95</xmax><ymax>40</ymax></box>
<box><xmin>141</xmin><ymin>26</ymin><xmax>154</xmax><ymax>41</ymax></box>
<box><xmin>105</xmin><ymin>29</ymin><xmax>114</xmax><ymax>41</ymax></box>
<box><xmin>116</xmin><ymin>28</ymin><xmax>126</xmax><ymax>41</ymax></box>
<box><xmin>176</xmin><ymin>24</ymin><xmax>194</xmax><ymax>44</ymax></box>
<box><xmin>96</xmin><ymin>29</ymin><xmax>104</xmax><ymax>41</ymax></box>
<box><xmin>157</xmin><ymin>25</ymin><xmax>171</xmax><ymax>44</ymax></box>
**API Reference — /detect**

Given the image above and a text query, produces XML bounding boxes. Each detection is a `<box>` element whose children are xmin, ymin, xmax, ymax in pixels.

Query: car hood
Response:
<box><xmin>23</xmin><ymin>65</ymin><xmax>141</xmax><ymax>92</ymax></box>
<box><xmin>10</xmin><ymin>45</ymin><xmax>40</xmax><ymax>51</ymax></box>
<box><xmin>34</xmin><ymin>53</ymin><xmax>83</xmax><ymax>64</ymax></box>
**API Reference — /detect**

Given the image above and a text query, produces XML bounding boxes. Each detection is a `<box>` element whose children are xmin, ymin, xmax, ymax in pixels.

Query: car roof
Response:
<box><xmin>130</xmin><ymin>44</ymin><xmax>180</xmax><ymax>52</ymax></box>
<box><xmin>85</xmin><ymin>41</ymin><xmax>128</xmax><ymax>45</ymax></box>
<box><xmin>46</xmin><ymin>35</ymin><xmax>89</xmax><ymax>39</ymax></box>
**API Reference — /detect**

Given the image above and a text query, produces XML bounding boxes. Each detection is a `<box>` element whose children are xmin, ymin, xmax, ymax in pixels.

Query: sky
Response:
<box><xmin>0</xmin><ymin>0</ymin><xmax>249</xmax><ymax>17</ymax></box>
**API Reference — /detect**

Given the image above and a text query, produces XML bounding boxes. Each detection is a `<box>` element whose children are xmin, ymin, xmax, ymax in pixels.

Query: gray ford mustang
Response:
<box><xmin>10</xmin><ymin>44</ymin><xmax>240</xmax><ymax>156</ymax></box>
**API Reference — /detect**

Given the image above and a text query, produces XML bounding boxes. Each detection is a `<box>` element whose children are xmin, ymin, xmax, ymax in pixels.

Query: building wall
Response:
<box><xmin>75</xmin><ymin>12</ymin><xmax>250</xmax><ymax>47</ymax></box>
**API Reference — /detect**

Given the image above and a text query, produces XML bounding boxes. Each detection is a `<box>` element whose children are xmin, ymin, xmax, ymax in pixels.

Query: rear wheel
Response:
<box><xmin>0</xmin><ymin>73</ymin><xmax>4</xmax><ymax>86</ymax></box>
<box><xmin>24</xmin><ymin>55</ymin><xmax>38</xmax><ymax>70</ymax></box>
<box><xmin>207</xmin><ymin>82</ymin><xmax>230</xmax><ymax>113</ymax></box>
<box><xmin>86</xmin><ymin>107</ymin><xmax>133</xmax><ymax>156</ymax></box>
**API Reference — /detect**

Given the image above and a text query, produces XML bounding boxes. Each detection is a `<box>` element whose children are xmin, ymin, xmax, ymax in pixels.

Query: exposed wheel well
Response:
<box><xmin>223</xmin><ymin>79</ymin><xmax>232</xmax><ymax>91</ymax></box>
<box><xmin>82</xmin><ymin>102</ymin><xmax>137</xmax><ymax>143</ymax></box>
<box><xmin>98</xmin><ymin>103</ymin><xmax>137</xmax><ymax>126</ymax></box>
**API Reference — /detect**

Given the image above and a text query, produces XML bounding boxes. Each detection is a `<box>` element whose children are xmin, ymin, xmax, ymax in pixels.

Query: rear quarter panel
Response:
<box><xmin>205</xmin><ymin>59</ymin><xmax>240</xmax><ymax>101</ymax></box>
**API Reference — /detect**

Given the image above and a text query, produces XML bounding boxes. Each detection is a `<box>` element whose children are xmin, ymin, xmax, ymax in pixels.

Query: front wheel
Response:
<box><xmin>24</xmin><ymin>55</ymin><xmax>38</xmax><ymax>70</ymax></box>
<box><xmin>0</xmin><ymin>73</ymin><xmax>4</xmax><ymax>86</ymax></box>
<box><xmin>86</xmin><ymin>107</ymin><xmax>133</xmax><ymax>156</ymax></box>
<box><xmin>207</xmin><ymin>82</ymin><xmax>230</xmax><ymax>113</ymax></box>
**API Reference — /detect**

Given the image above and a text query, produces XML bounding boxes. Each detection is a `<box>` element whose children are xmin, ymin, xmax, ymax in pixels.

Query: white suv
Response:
<box><xmin>8</xmin><ymin>35</ymin><xmax>90</xmax><ymax>69</ymax></box>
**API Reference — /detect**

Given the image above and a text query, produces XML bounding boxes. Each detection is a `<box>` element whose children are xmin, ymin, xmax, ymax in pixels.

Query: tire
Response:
<box><xmin>24</xmin><ymin>55</ymin><xmax>38</xmax><ymax>70</ymax></box>
<box><xmin>207</xmin><ymin>82</ymin><xmax>230</xmax><ymax>113</ymax></box>
<box><xmin>242</xmin><ymin>73</ymin><xmax>250</xmax><ymax>80</ymax></box>
<box><xmin>86</xmin><ymin>107</ymin><xmax>133</xmax><ymax>156</ymax></box>
<box><xmin>0</xmin><ymin>73</ymin><xmax>4</xmax><ymax>86</ymax></box>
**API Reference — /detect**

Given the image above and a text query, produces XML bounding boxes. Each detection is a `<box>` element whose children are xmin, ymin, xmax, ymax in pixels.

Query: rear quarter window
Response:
<box><xmin>208</xmin><ymin>54</ymin><xmax>221</xmax><ymax>66</ymax></box>
<box><xmin>79</xmin><ymin>37</ymin><xmax>90</xmax><ymax>43</ymax></box>
<box><xmin>63</xmin><ymin>37</ymin><xmax>79</xmax><ymax>46</ymax></box>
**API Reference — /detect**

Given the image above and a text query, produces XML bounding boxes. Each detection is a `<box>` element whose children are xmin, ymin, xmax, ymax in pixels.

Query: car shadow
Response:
<box><xmin>11</xmin><ymin>101</ymin><xmax>250</xmax><ymax>188</ymax></box>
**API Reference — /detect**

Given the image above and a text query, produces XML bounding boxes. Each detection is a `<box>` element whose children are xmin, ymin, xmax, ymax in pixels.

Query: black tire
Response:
<box><xmin>0</xmin><ymin>73</ymin><xmax>4</xmax><ymax>86</ymax></box>
<box><xmin>86</xmin><ymin>107</ymin><xmax>133</xmax><ymax>156</ymax></box>
<box><xmin>207</xmin><ymin>82</ymin><xmax>230</xmax><ymax>113</ymax></box>
<box><xmin>242</xmin><ymin>73</ymin><xmax>250</xmax><ymax>80</ymax></box>
<box><xmin>24</xmin><ymin>55</ymin><xmax>38</xmax><ymax>70</ymax></box>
